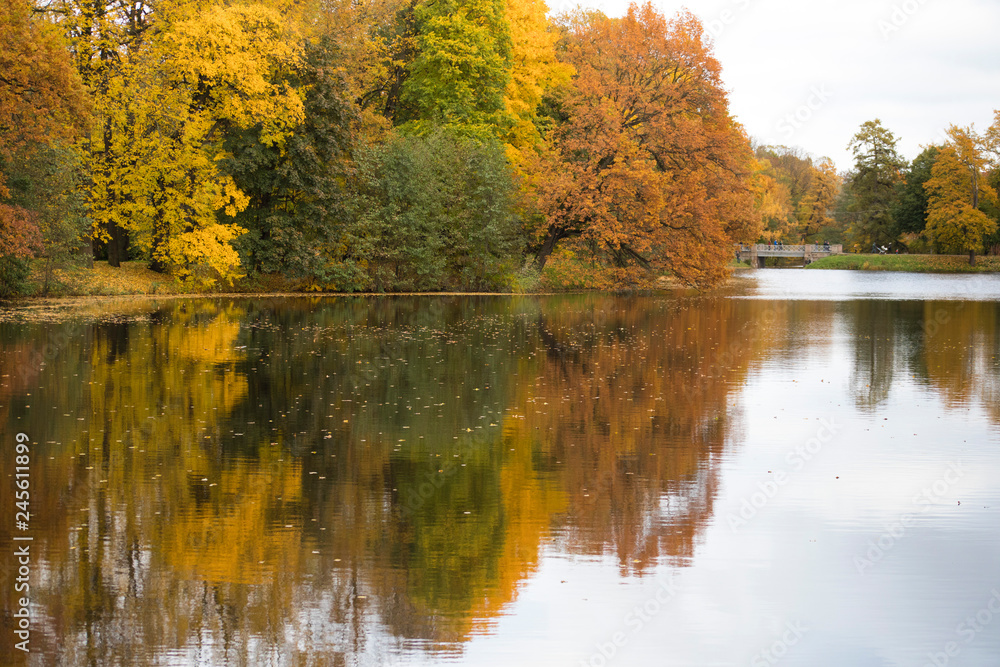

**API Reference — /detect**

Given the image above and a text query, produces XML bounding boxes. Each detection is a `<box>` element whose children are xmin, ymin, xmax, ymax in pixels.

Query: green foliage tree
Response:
<box><xmin>846</xmin><ymin>119</ymin><xmax>906</xmax><ymax>248</ymax></box>
<box><xmin>3</xmin><ymin>141</ymin><xmax>91</xmax><ymax>294</ymax></box>
<box><xmin>223</xmin><ymin>36</ymin><xmax>358</xmax><ymax>282</ymax></box>
<box><xmin>398</xmin><ymin>0</ymin><xmax>514</xmax><ymax>140</ymax></box>
<box><xmin>892</xmin><ymin>146</ymin><xmax>939</xmax><ymax>239</ymax></box>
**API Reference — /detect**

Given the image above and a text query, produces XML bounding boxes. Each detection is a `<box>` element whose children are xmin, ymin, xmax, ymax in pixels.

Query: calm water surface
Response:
<box><xmin>1</xmin><ymin>269</ymin><xmax>999</xmax><ymax>666</ymax></box>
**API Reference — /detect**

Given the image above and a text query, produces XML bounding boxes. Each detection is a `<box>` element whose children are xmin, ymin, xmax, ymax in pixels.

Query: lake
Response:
<box><xmin>1</xmin><ymin>269</ymin><xmax>999</xmax><ymax>666</ymax></box>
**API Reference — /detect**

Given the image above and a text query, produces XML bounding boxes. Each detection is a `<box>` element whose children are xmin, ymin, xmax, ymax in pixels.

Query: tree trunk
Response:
<box><xmin>106</xmin><ymin>221</ymin><xmax>129</xmax><ymax>267</ymax></box>
<box><xmin>149</xmin><ymin>176</ymin><xmax>169</xmax><ymax>273</ymax></box>
<box><xmin>533</xmin><ymin>227</ymin><xmax>564</xmax><ymax>271</ymax></box>
<box><xmin>969</xmin><ymin>249</ymin><xmax>976</xmax><ymax>266</ymax></box>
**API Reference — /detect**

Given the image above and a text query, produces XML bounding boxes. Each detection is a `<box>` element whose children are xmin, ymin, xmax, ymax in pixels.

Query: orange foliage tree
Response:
<box><xmin>0</xmin><ymin>0</ymin><xmax>89</xmax><ymax>186</ymax></box>
<box><xmin>526</xmin><ymin>3</ymin><xmax>760</xmax><ymax>287</ymax></box>
<box><xmin>0</xmin><ymin>0</ymin><xmax>88</xmax><ymax>260</ymax></box>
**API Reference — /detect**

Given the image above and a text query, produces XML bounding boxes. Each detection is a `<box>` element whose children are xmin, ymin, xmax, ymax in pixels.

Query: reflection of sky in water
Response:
<box><xmin>735</xmin><ymin>268</ymin><xmax>1000</xmax><ymax>301</ymax></box>
<box><xmin>449</xmin><ymin>286</ymin><xmax>1000</xmax><ymax>666</ymax></box>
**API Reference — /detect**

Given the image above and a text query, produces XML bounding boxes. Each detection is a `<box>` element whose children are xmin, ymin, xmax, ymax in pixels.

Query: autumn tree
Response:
<box><xmin>750</xmin><ymin>158</ymin><xmax>794</xmax><ymax>243</ymax></box>
<box><xmin>502</xmin><ymin>0</ymin><xmax>572</xmax><ymax>156</ymax></box>
<box><xmin>139</xmin><ymin>4</ymin><xmax>304</xmax><ymax>281</ymax></box>
<box><xmin>60</xmin><ymin>0</ymin><xmax>306</xmax><ymax>282</ymax></box>
<box><xmin>397</xmin><ymin>0</ymin><xmax>514</xmax><ymax>139</ymax></box>
<box><xmin>796</xmin><ymin>159</ymin><xmax>839</xmax><ymax>241</ymax></box>
<box><xmin>0</xmin><ymin>0</ymin><xmax>89</xmax><ymax>191</ymax></box>
<box><xmin>924</xmin><ymin>125</ymin><xmax>998</xmax><ymax>265</ymax></box>
<box><xmin>752</xmin><ymin>145</ymin><xmax>822</xmax><ymax>242</ymax></box>
<box><xmin>0</xmin><ymin>0</ymin><xmax>90</xmax><ymax>295</ymax></box>
<box><xmin>527</xmin><ymin>4</ymin><xmax>760</xmax><ymax>287</ymax></box>
<box><xmin>984</xmin><ymin>110</ymin><xmax>1000</xmax><ymax>254</ymax></box>
<box><xmin>50</xmin><ymin>0</ymin><xmax>152</xmax><ymax>266</ymax></box>
<box><xmin>984</xmin><ymin>109</ymin><xmax>1000</xmax><ymax>164</ymax></box>
<box><xmin>846</xmin><ymin>119</ymin><xmax>905</xmax><ymax>248</ymax></box>
<box><xmin>755</xmin><ymin>145</ymin><xmax>816</xmax><ymax>207</ymax></box>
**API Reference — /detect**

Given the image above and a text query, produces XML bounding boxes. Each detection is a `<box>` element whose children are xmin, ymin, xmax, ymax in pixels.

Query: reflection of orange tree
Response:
<box><xmin>349</xmin><ymin>295</ymin><xmax>782</xmax><ymax>645</ymax></box>
<box><xmin>502</xmin><ymin>296</ymin><xmax>780</xmax><ymax>573</ymax></box>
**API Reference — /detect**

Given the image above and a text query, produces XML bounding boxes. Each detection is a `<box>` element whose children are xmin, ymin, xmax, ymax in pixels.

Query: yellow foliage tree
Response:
<box><xmin>796</xmin><ymin>159</ymin><xmax>839</xmax><ymax>241</ymax></box>
<box><xmin>503</xmin><ymin>0</ymin><xmax>572</xmax><ymax>158</ymax></box>
<box><xmin>61</xmin><ymin>0</ymin><xmax>305</xmax><ymax>281</ymax></box>
<box><xmin>137</xmin><ymin>3</ymin><xmax>304</xmax><ymax>281</ymax></box>
<box><xmin>750</xmin><ymin>157</ymin><xmax>795</xmax><ymax>242</ymax></box>
<box><xmin>924</xmin><ymin>125</ymin><xmax>998</xmax><ymax>265</ymax></box>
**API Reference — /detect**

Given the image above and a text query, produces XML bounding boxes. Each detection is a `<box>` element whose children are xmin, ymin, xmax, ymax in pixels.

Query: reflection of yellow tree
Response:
<box><xmin>0</xmin><ymin>300</ymin><xmax>323</xmax><ymax>664</ymax></box>
<box><xmin>159</xmin><ymin>443</ymin><xmax>302</xmax><ymax>586</ymax></box>
<box><xmin>923</xmin><ymin>301</ymin><xmax>1000</xmax><ymax>422</ymax></box>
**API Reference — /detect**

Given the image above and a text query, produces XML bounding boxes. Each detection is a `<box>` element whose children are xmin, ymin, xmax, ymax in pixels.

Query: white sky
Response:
<box><xmin>548</xmin><ymin>0</ymin><xmax>1000</xmax><ymax>172</ymax></box>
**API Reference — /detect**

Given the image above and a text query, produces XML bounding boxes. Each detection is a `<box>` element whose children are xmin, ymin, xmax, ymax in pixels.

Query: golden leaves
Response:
<box><xmin>924</xmin><ymin>125</ymin><xmax>998</xmax><ymax>258</ymax></box>
<box><xmin>168</xmin><ymin>4</ymin><xmax>305</xmax><ymax>144</ymax></box>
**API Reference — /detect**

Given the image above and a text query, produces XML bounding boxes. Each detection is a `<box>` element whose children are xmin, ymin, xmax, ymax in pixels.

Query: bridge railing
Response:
<box><xmin>736</xmin><ymin>244</ymin><xmax>841</xmax><ymax>253</ymax></box>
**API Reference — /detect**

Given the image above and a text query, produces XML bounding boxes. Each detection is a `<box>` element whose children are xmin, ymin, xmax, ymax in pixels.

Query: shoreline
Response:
<box><xmin>802</xmin><ymin>253</ymin><xmax>1000</xmax><ymax>274</ymax></box>
<box><xmin>5</xmin><ymin>255</ymin><xmax>999</xmax><ymax>305</ymax></box>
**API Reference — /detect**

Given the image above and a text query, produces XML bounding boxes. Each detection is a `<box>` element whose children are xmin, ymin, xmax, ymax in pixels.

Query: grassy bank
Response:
<box><xmin>805</xmin><ymin>254</ymin><xmax>1000</xmax><ymax>273</ymax></box>
<box><xmin>9</xmin><ymin>255</ymin><xmax>689</xmax><ymax>299</ymax></box>
<box><xmin>22</xmin><ymin>261</ymin><xmax>307</xmax><ymax>297</ymax></box>
<box><xmin>17</xmin><ymin>253</ymin><xmax>993</xmax><ymax>301</ymax></box>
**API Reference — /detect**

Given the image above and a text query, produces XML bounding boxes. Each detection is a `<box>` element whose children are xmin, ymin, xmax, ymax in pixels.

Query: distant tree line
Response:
<box><xmin>755</xmin><ymin>116</ymin><xmax>1000</xmax><ymax>265</ymax></box>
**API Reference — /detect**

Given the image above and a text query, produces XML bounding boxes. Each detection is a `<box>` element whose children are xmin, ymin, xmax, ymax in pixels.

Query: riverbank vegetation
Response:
<box><xmin>3</xmin><ymin>0</ymin><xmax>999</xmax><ymax>299</ymax></box>
<box><xmin>805</xmin><ymin>254</ymin><xmax>1000</xmax><ymax>273</ymax></box>
<box><xmin>1</xmin><ymin>0</ymin><xmax>764</xmax><ymax>297</ymax></box>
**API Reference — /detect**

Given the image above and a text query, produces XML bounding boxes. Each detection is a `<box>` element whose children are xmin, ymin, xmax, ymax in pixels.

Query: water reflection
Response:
<box><xmin>840</xmin><ymin>300</ymin><xmax>1000</xmax><ymax>416</ymax></box>
<box><xmin>0</xmin><ymin>290</ymin><xmax>998</xmax><ymax>665</ymax></box>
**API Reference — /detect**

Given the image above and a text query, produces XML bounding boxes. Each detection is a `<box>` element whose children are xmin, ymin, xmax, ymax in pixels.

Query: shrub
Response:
<box><xmin>343</xmin><ymin>128</ymin><xmax>523</xmax><ymax>291</ymax></box>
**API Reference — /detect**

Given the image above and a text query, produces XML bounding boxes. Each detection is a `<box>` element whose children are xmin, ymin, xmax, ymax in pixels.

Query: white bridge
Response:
<box><xmin>737</xmin><ymin>244</ymin><xmax>843</xmax><ymax>268</ymax></box>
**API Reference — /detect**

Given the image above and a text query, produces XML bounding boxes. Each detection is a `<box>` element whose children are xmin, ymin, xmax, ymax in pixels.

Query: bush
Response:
<box><xmin>0</xmin><ymin>256</ymin><xmax>32</xmax><ymax>299</ymax></box>
<box><xmin>343</xmin><ymin>128</ymin><xmax>523</xmax><ymax>291</ymax></box>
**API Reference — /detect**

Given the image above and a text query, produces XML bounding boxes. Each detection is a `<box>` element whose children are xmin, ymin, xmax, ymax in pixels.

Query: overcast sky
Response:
<box><xmin>548</xmin><ymin>0</ymin><xmax>1000</xmax><ymax>172</ymax></box>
